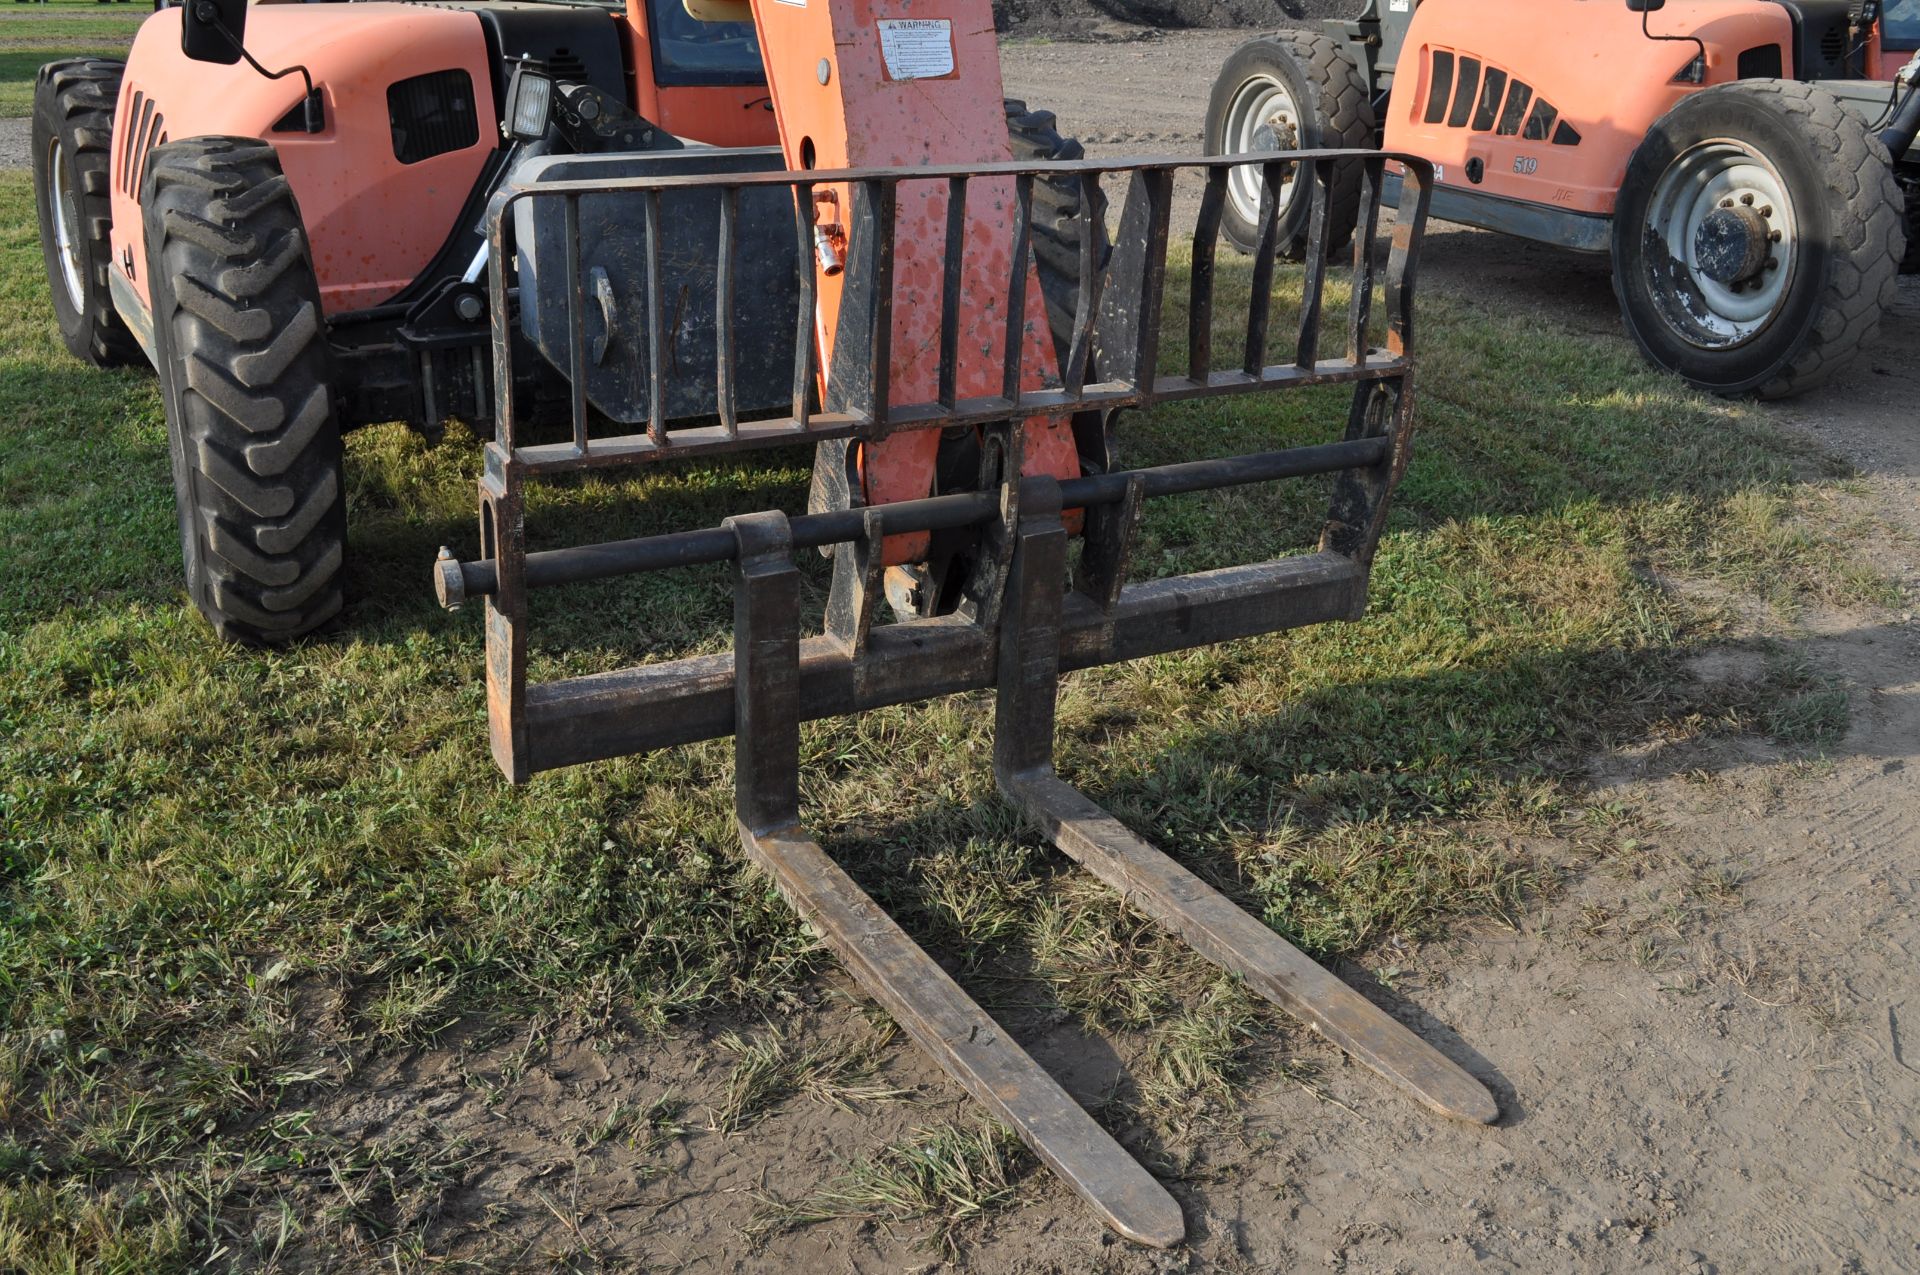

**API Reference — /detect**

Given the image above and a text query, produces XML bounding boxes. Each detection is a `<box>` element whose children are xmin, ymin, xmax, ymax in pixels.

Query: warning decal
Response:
<box><xmin>877</xmin><ymin>18</ymin><xmax>955</xmax><ymax>81</ymax></box>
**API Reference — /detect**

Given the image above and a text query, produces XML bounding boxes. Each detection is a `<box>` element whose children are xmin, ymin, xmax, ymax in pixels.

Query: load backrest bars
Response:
<box><xmin>438</xmin><ymin>151</ymin><xmax>1497</xmax><ymax>1249</ymax></box>
<box><xmin>483</xmin><ymin>151</ymin><xmax>1415</xmax><ymax>471</ymax></box>
<box><xmin>453</xmin><ymin>149</ymin><xmax>1433</xmax><ymax>780</ymax></box>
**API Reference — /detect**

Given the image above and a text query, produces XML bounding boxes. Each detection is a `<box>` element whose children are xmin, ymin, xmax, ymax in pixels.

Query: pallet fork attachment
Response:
<box><xmin>436</xmin><ymin>149</ymin><xmax>1497</xmax><ymax>1246</ymax></box>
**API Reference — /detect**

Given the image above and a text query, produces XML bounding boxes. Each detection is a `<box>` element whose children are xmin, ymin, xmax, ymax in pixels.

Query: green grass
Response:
<box><xmin>0</xmin><ymin>46</ymin><xmax>127</xmax><ymax>116</ymax></box>
<box><xmin>749</xmin><ymin>1119</ymin><xmax>1027</xmax><ymax>1252</ymax></box>
<box><xmin>0</xmin><ymin>3</ymin><xmax>141</xmax><ymax>117</ymax></box>
<box><xmin>0</xmin><ymin>14</ymin><xmax>144</xmax><ymax>42</ymax></box>
<box><xmin>0</xmin><ymin>163</ymin><xmax>1881</xmax><ymax>1268</ymax></box>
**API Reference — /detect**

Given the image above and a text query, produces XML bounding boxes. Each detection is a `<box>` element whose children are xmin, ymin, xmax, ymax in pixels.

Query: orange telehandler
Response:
<box><xmin>40</xmin><ymin>0</ymin><xmax>1498</xmax><ymax>1244</ymax></box>
<box><xmin>1207</xmin><ymin>0</ymin><xmax>1918</xmax><ymax>398</ymax></box>
<box><xmin>33</xmin><ymin>0</ymin><xmax>1098</xmax><ymax>644</ymax></box>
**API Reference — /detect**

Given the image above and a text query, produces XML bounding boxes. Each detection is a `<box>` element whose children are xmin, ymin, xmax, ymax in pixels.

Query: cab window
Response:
<box><xmin>1887</xmin><ymin>0</ymin><xmax>1920</xmax><ymax>51</ymax></box>
<box><xmin>647</xmin><ymin>0</ymin><xmax>764</xmax><ymax>86</ymax></box>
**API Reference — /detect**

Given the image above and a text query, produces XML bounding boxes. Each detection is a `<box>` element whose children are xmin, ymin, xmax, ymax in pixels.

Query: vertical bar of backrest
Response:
<box><xmin>1347</xmin><ymin>156</ymin><xmax>1383</xmax><ymax>365</ymax></box>
<box><xmin>716</xmin><ymin>185</ymin><xmax>739</xmax><ymax>438</ymax></box>
<box><xmin>792</xmin><ymin>182</ymin><xmax>817</xmax><ymax>428</ymax></box>
<box><xmin>938</xmin><ymin>175</ymin><xmax>967</xmax><ymax>412</ymax></box>
<box><xmin>1242</xmin><ymin>160</ymin><xmax>1283</xmax><ymax>377</ymax></box>
<box><xmin>643</xmin><ymin>189</ymin><xmax>666</xmax><ymax>445</ymax></box>
<box><xmin>1294</xmin><ymin>159</ymin><xmax>1332</xmax><ymax>370</ymax></box>
<box><xmin>1062</xmin><ymin>170</ymin><xmax>1103</xmax><ymax>395</ymax></box>
<box><xmin>1385</xmin><ymin>156</ymin><xmax>1431</xmax><ymax>361</ymax></box>
<box><xmin>1132</xmin><ymin>168</ymin><xmax>1173</xmax><ymax>398</ymax></box>
<box><xmin>866</xmin><ymin>179</ymin><xmax>897</xmax><ymax>426</ymax></box>
<box><xmin>489</xmin><ymin>194</ymin><xmax>517</xmax><ymax>452</ymax></box>
<box><xmin>562</xmin><ymin>194</ymin><xmax>588</xmax><ymax>456</ymax></box>
<box><xmin>1002</xmin><ymin>173</ymin><xmax>1033</xmax><ymax>405</ymax></box>
<box><xmin>1188</xmin><ymin>167</ymin><xmax>1227</xmax><ymax>383</ymax></box>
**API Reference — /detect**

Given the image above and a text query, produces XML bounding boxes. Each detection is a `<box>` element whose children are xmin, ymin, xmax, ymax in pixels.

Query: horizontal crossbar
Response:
<box><xmin>503</xmin><ymin>357</ymin><xmax>1407</xmax><ymax>475</ymax></box>
<box><xmin>442</xmin><ymin>437</ymin><xmax>1389</xmax><ymax>605</ymax></box>
<box><xmin>516</xmin><ymin>551</ymin><xmax>1365</xmax><ymax>774</ymax></box>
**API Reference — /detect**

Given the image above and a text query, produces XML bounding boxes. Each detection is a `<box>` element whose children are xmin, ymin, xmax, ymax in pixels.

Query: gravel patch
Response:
<box><xmin>1</xmin><ymin>117</ymin><xmax>31</xmax><ymax>171</ymax></box>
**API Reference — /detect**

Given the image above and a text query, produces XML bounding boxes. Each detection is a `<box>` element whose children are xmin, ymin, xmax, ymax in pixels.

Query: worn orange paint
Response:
<box><xmin>747</xmin><ymin>0</ymin><xmax>1079</xmax><ymax>564</ymax></box>
<box><xmin>112</xmin><ymin>4</ymin><xmax>497</xmax><ymax>315</ymax></box>
<box><xmin>1385</xmin><ymin>0</ymin><xmax>1791</xmax><ymax>218</ymax></box>
<box><xmin>622</xmin><ymin>0</ymin><xmax>780</xmax><ymax>146</ymax></box>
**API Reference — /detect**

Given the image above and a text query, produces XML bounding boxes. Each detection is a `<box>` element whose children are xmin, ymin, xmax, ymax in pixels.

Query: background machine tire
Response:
<box><xmin>1203</xmin><ymin>32</ymin><xmax>1375</xmax><ymax>260</ymax></box>
<box><xmin>143</xmin><ymin>137</ymin><xmax>348</xmax><ymax>645</ymax></box>
<box><xmin>1006</xmin><ymin>97</ymin><xmax>1110</xmax><ymax>364</ymax></box>
<box><xmin>1611</xmin><ymin>80</ymin><xmax>1905</xmax><ymax>400</ymax></box>
<box><xmin>32</xmin><ymin>58</ymin><xmax>140</xmax><ymax>368</ymax></box>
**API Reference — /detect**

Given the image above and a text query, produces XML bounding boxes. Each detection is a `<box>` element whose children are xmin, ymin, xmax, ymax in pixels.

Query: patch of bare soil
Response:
<box><xmin>995</xmin><ymin>0</ymin><xmax>1352</xmax><ymax>38</ymax></box>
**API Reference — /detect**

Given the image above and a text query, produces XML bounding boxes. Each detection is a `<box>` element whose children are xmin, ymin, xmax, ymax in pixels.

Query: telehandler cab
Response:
<box><xmin>1207</xmin><ymin>0</ymin><xmax>1919</xmax><ymax>398</ymax></box>
<box><xmin>40</xmin><ymin>0</ymin><xmax>1498</xmax><ymax>1244</ymax></box>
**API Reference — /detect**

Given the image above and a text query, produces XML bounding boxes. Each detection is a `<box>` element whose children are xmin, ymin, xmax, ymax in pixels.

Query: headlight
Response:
<box><xmin>504</xmin><ymin>62</ymin><xmax>553</xmax><ymax>142</ymax></box>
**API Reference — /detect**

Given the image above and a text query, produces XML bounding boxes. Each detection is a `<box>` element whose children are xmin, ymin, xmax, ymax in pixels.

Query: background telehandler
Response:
<box><xmin>1206</xmin><ymin>0</ymin><xmax>1919</xmax><ymax>398</ymax></box>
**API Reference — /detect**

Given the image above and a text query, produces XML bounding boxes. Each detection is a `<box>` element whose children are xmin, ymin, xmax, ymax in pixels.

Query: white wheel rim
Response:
<box><xmin>1644</xmin><ymin>139</ymin><xmax>1798</xmax><ymax>350</ymax></box>
<box><xmin>1223</xmin><ymin>74</ymin><xmax>1301</xmax><ymax>229</ymax></box>
<box><xmin>48</xmin><ymin>138</ymin><xmax>87</xmax><ymax>312</ymax></box>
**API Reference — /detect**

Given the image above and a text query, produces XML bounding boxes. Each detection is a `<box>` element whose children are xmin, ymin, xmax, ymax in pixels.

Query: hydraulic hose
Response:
<box><xmin>1880</xmin><ymin>81</ymin><xmax>1920</xmax><ymax>161</ymax></box>
<box><xmin>1881</xmin><ymin>50</ymin><xmax>1920</xmax><ymax>161</ymax></box>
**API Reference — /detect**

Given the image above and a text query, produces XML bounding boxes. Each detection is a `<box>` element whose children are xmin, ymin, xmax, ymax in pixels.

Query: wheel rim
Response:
<box><xmin>47</xmin><ymin>137</ymin><xmax>87</xmax><ymax>312</ymax></box>
<box><xmin>1644</xmin><ymin>139</ymin><xmax>1798</xmax><ymax>350</ymax></box>
<box><xmin>1223</xmin><ymin>73</ymin><xmax>1301</xmax><ymax>230</ymax></box>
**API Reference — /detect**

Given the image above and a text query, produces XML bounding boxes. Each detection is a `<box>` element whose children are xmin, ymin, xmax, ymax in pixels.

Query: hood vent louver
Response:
<box><xmin>117</xmin><ymin>88</ymin><xmax>166</xmax><ymax>199</ymax></box>
<box><xmin>1424</xmin><ymin>49</ymin><xmax>1582</xmax><ymax>147</ymax></box>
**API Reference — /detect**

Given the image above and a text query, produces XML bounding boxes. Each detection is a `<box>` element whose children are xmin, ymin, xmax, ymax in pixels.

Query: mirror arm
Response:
<box><xmin>198</xmin><ymin>5</ymin><xmax>324</xmax><ymax>133</ymax></box>
<box><xmin>1634</xmin><ymin>0</ymin><xmax>1709</xmax><ymax>79</ymax></box>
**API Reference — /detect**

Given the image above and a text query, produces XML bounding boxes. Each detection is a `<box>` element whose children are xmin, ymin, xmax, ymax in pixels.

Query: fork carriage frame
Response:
<box><xmin>438</xmin><ymin>148</ymin><xmax>1498</xmax><ymax>1246</ymax></box>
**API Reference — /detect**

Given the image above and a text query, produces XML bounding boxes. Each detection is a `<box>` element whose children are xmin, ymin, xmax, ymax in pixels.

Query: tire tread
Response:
<box><xmin>145</xmin><ymin>136</ymin><xmax>346</xmax><ymax>644</ymax></box>
<box><xmin>32</xmin><ymin>58</ymin><xmax>140</xmax><ymax>367</ymax></box>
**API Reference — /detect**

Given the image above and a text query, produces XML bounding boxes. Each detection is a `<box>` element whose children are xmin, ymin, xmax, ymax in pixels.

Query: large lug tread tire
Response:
<box><xmin>144</xmin><ymin>136</ymin><xmax>347</xmax><ymax>646</ymax></box>
<box><xmin>1203</xmin><ymin>32</ymin><xmax>1375</xmax><ymax>261</ymax></box>
<box><xmin>1612</xmin><ymin>80</ymin><xmax>1905</xmax><ymax>400</ymax></box>
<box><xmin>1005</xmin><ymin>98</ymin><xmax>1112</xmax><ymax>368</ymax></box>
<box><xmin>32</xmin><ymin>58</ymin><xmax>141</xmax><ymax>368</ymax></box>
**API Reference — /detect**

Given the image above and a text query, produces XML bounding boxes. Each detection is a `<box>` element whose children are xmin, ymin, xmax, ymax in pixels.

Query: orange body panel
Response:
<box><xmin>623</xmin><ymin>0</ymin><xmax>778</xmax><ymax>146</ymax></box>
<box><xmin>1385</xmin><ymin>0</ymin><xmax>1792</xmax><ymax>217</ymax></box>
<box><xmin>748</xmin><ymin>0</ymin><xmax>1078</xmax><ymax>563</ymax></box>
<box><xmin>112</xmin><ymin>4</ymin><xmax>497</xmax><ymax>315</ymax></box>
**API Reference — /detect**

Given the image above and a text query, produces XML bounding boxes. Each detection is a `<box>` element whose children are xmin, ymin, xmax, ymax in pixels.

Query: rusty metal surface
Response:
<box><xmin>726</xmin><ymin>508</ymin><xmax>1183</xmax><ymax>1247</ymax></box>
<box><xmin>1009</xmin><ymin>771</ymin><xmax>1501</xmax><ymax>1124</ymax></box>
<box><xmin>441</xmin><ymin>148</ymin><xmax>1492</xmax><ymax>1246</ymax></box>
<box><xmin>483</xmin><ymin>151</ymin><xmax>1416</xmax><ymax>474</ymax></box>
<box><xmin>988</xmin><ymin>474</ymin><xmax>1495</xmax><ymax>1125</ymax></box>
